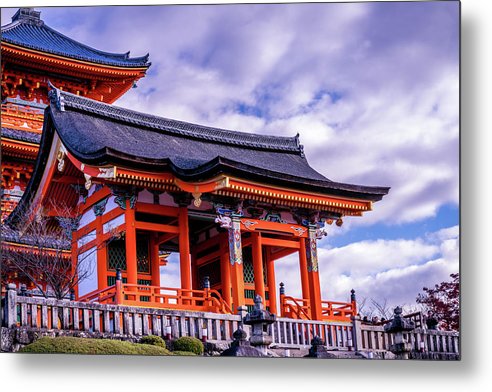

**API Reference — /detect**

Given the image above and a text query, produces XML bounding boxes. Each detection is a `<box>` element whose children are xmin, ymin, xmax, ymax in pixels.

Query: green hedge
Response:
<box><xmin>172</xmin><ymin>350</ymin><xmax>197</xmax><ymax>356</ymax></box>
<box><xmin>139</xmin><ymin>335</ymin><xmax>166</xmax><ymax>348</ymax></box>
<box><xmin>172</xmin><ymin>336</ymin><xmax>204</xmax><ymax>355</ymax></box>
<box><xmin>19</xmin><ymin>336</ymin><xmax>172</xmax><ymax>356</ymax></box>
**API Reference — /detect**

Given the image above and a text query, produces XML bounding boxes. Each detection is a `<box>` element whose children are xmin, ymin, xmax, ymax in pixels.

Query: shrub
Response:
<box><xmin>140</xmin><ymin>335</ymin><xmax>166</xmax><ymax>348</ymax></box>
<box><xmin>172</xmin><ymin>350</ymin><xmax>197</xmax><ymax>356</ymax></box>
<box><xmin>19</xmin><ymin>336</ymin><xmax>172</xmax><ymax>356</ymax></box>
<box><xmin>172</xmin><ymin>336</ymin><xmax>204</xmax><ymax>355</ymax></box>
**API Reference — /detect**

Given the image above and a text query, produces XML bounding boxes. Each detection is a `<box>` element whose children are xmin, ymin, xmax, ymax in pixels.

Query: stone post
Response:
<box><xmin>384</xmin><ymin>306</ymin><xmax>415</xmax><ymax>359</ymax></box>
<box><xmin>243</xmin><ymin>295</ymin><xmax>276</xmax><ymax>356</ymax></box>
<box><xmin>237</xmin><ymin>305</ymin><xmax>250</xmax><ymax>336</ymax></box>
<box><xmin>5</xmin><ymin>283</ymin><xmax>18</xmax><ymax>328</ymax></box>
<box><xmin>351</xmin><ymin>314</ymin><xmax>363</xmax><ymax>352</ymax></box>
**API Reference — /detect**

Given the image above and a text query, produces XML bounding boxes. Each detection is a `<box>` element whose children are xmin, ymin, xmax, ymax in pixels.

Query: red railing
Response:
<box><xmin>78</xmin><ymin>282</ymin><xmax>232</xmax><ymax>314</ymax></box>
<box><xmin>321</xmin><ymin>300</ymin><xmax>356</xmax><ymax>322</ymax></box>
<box><xmin>77</xmin><ymin>285</ymin><xmax>117</xmax><ymax>304</ymax></box>
<box><xmin>280</xmin><ymin>296</ymin><xmax>356</xmax><ymax>322</ymax></box>
<box><xmin>280</xmin><ymin>296</ymin><xmax>312</xmax><ymax>320</ymax></box>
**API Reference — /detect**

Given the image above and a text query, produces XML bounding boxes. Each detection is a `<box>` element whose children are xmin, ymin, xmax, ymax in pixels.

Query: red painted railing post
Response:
<box><xmin>115</xmin><ymin>268</ymin><xmax>123</xmax><ymax>305</ymax></box>
<box><xmin>279</xmin><ymin>282</ymin><xmax>285</xmax><ymax>317</ymax></box>
<box><xmin>203</xmin><ymin>275</ymin><xmax>211</xmax><ymax>311</ymax></box>
<box><xmin>350</xmin><ymin>289</ymin><xmax>357</xmax><ymax>316</ymax></box>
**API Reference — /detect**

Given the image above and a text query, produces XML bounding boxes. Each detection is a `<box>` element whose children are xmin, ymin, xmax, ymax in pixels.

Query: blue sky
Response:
<box><xmin>1</xmin><ymin>1</ymin><xmax>459</xmax><ymax>313</ymax></box>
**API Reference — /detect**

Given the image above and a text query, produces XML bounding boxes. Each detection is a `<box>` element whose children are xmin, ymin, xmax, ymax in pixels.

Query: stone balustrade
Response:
<box><xmin>1</xmin><ymin>284</ymin><xmax>460</xmax><ymax>358</ymax></box>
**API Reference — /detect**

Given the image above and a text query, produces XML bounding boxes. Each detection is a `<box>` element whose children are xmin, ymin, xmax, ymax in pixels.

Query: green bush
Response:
<box><xmin>172</xmin><ymin>350</ymin><xmax>197</xmax><ymax>356</ymax></box>
<box><xmin>172</xmin><ymin>336</ymin><xmax>204</xmax><ymax>355</ymax></box>
<box><xmin>139</xmin><ymin>335</ymin><xmax>166</xmax><ymax>348</ymax></box>
<box><xmin>19</xmin><ymin>336</ymin><xmax>172</xmax><ymax>356</ymax></box>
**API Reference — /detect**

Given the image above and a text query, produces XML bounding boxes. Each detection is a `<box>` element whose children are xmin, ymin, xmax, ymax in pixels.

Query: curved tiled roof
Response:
<box><xmin>55</xmin><ymin>90</ymin><xmax>302</xmax><ymax>153</ymax></box>
<box><xmin>46</xmin><ymin>87</ymin><xmax>389</xmax><ymax>200</ymax></box>
<box><xmin>1</xmin><ymin>8</ymin><xmax>150</xmax><ymax>68</ymax></box>
<box><xmin>1</xmin><ymin>127</ymin><xmax>42</xmax><ymax>144</ymax></box>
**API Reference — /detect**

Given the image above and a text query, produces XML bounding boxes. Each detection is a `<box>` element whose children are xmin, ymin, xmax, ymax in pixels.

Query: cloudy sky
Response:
<box><xmin>2</xmin><ymin>1</ymin><xmax>459</xmax><ymax>313</ymax></box>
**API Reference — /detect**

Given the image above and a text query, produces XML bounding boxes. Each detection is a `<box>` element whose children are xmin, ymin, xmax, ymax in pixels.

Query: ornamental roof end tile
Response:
<box><xmin>1</xmin><ymin>8</ymin><xmax>151</xmax><ymax>69</ymax></box>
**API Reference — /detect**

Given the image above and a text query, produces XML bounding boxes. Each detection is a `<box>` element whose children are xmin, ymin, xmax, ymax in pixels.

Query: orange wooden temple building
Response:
<box><xmin>1</xmin><ymin>8</ymin><xmax>150</xmax><ymax>221</ymax></box>
<box><xmin>2</xmin><ymin>8</ymin><xmax>389</xmax><ymax>322</ymax></box>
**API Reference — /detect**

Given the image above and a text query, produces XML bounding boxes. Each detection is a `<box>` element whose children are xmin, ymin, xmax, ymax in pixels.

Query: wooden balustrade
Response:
<box><xmin>280</xmin><ymin>296</ymin><xmax>356</xmax><ymax>322</ymax></box>
<box><xmin>320</xmin><ymin>300</ymin><xmax>356</xmax><ymax>321</ymax></box>
<box><xmin>280</xmin><ymin>296</ymin><xmax>311</xmax><ymax>320</ymax></box>
<box><xmin>78</xmin><ymin>283</ymin><xmax>232</xmax><ymax>314</ymax></box>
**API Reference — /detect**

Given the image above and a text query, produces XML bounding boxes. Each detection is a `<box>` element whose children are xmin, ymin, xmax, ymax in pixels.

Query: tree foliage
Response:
<box><xmin>416</xmin><ymin>273</ymin><xmax>459</xmax><ymax>331</ymax></box>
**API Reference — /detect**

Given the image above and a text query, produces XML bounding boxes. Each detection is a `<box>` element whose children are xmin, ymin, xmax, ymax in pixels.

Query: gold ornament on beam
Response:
<box><xmin>192</xmin><ymin>192</ymin><xmax>202</xmax><ymax>207</ymax></box>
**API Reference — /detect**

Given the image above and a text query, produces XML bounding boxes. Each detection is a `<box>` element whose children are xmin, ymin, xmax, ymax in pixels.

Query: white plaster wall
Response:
<box><xmin>138</xmin><ymin>189</ymin><xmax>154</xmax><ymax>203</ymax></box>
<box><xmin>159</xmin><ymin>192</ymin><xmax>176</xmax><ymax>206</ymax></box>
<box><xmin>103</xmin><ymin>214</ymin><xmax>125</xmax><ymax>234</ymax></box>
<box><xmin>77</xmin><ymin>230</ymin><xmax>96</xmax><ymax>248</ymax></box>
<box><xmin>77</xmin><ymin>247</ymin><xmax>98</xmax><ymax>296</ymax></box>
<box><xmin>280</xmin><ymin>211</ymin><xmax>296</xmax><ymax>224</ymax></box>
<box><xmin>105</xmin><ymin>196</ymin><xmax>119</xmax><ymax>212</ymax></box>
<box><xmin>79</xmin><ymin>208</ymin><xmax>96</xmax><ymax>229</ymax></box>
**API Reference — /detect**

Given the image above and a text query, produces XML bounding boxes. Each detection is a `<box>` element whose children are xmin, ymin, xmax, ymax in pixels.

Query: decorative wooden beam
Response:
<box><xmin>228</xmin><ymin>214</ymin><xmax>245</xmax><ymax>310</ymax></box>
<box><xmin>135</xmin><ymin>202</ymin><xmax>179</xmax><ymax>217</ymax></box>
<box><xmin>134</xmin><ymin>221</ymin><xmax>179</xmax><ymax>234</ymax></box>
<box><xmin>306</xmin><ymin>224</ymin><xmax>323</xmax><ymax>320</ymax></box>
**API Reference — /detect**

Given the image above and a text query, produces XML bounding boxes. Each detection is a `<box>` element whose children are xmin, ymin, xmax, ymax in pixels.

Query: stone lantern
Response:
<box><xmin>243</xmin><ymin>295</ymin><xmax>276</xmax><ymax>355</ymax></box>
<box><xmin>384</xmin><ymin>306</ymin><xmax>415</xmax><ymax>359</ymax></box>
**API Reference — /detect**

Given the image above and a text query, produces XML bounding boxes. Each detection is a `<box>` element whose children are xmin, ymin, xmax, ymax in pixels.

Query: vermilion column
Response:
<box><xmin>150</xmin><ymin>233</ymin><xmax>161</xmax><ymax>287</ymax></box>
<box><xmin>229</xmin><ymin>215</ymin><xmax>245</xmax><ymax>311</ymax></box>
<box><xmin>298</xmin><ymin>237</ymin><xmax>310</xmax><ymax>303</ymax></box>
<box><xmin>125</xmin><ymin>199</ymin><xmax>138</xmax><ymax>286</ymax></box>
<box><xmin>220</xmin><ymin>232</ymin><xmax>232</xmax><ymax>307</ymax></box>
<box><xmin>266</xmin><ymin>251</ymin><xmax>277</xmax><ymax>315</ymax></box>
<box><xmin>251</xmin><ymin>232</ymin><xmax>266</xmax><ymax>303</ymax></box>
<box><xmin>306</xmin><ymin>224</ymin><xmax>322</xmax><ymax>320</ymax></box>
<box><xmin>178</xmin><ymin>206</ymin><xmax>192</xmax><ymax>291</ymax></box>
<box><xmin>96</xmin><ymin>214</ymin><xmax>107</xmax><ymax>290</ymax></box>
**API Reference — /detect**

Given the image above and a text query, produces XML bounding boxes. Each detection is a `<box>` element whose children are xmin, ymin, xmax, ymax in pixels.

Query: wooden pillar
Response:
<box><xmin>229</xmin><ymin>215</ymin><xmax>245</xmax><ymax>311</ymax></box>
<box><xmin>125</xmin><ymin>199</ymin><xmax>137</xmax><ymax>285</ymax></box>
<box><xmin>266</xmin><ymin>249</ymin><xmax>277</xmax><ymax>315</ymax></box>
<box><xmin>178</xmin><ymin>206</ymin><xmax>192</xmax><ymax>290</ymax></box>
<box><xmin>251</xmin><ymin>232</ymin><xmax>265</xmax><ymax>303</ymax></box>
<box><xmin>150</xmin><ymin>233</ymin><xmax>160</xmax><ymax>287</ymax></box>
<box><xmin>96</xmin><ymin>215</ymin><xmax>107</xmax><ymax>290</ymax></box>
<box><xmin>220</xmin><ymin>233</ymin><xmax>232</xmax><ymax>307</ymax></box>
<box><xmin>298</xmin><ymin>237</ymin><xmax>310</xmax><ymax>302</ymax></box>
<box><xmin>306</xmin><ymin>224</ymin><xmax>322</xmax><ymax>320</ymax></box>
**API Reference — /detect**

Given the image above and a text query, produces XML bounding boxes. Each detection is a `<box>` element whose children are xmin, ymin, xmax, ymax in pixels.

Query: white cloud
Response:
<box><xmin>275</xmin><ymin>225</ymin><xmax>459</xmax><ymax>310</ymax></box>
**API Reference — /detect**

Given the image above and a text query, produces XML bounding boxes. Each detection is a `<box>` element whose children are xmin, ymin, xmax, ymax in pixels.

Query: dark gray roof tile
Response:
<box><xmin>1</xmin><ymin>127</ymin><xmax>41</xmax><ymax>144</ymax></box>
<box><xmin>1</xmin><ymin>8</ymin><xmax>150</xmax><ymax>68</ymax></box>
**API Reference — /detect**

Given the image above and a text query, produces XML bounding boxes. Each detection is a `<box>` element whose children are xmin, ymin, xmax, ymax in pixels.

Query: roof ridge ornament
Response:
<box><xmin>12</xmin><ymin>8</ymin><xmax>43</xmax><ymax>26</ymax></box>
<box><xmin>47</xmin><ymin>81</ymin><xmax>65</xmax><ymax>112</ymax></box>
